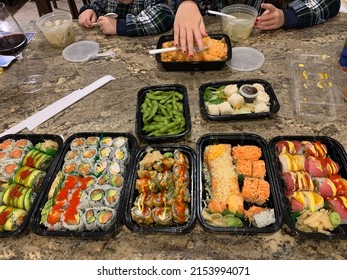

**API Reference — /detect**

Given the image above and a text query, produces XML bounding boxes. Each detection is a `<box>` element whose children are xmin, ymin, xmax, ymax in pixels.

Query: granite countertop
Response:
<box><xmin>0</xmin><ymin>14</ymin><xmax>347</xmax><ymax>260</ymax></box>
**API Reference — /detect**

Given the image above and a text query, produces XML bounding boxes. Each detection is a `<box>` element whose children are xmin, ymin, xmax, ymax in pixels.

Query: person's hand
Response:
<box><xmin>78</xmin><ymin>9</ymin><xmax>97</xmax><ymax>28</ymax></box>
<box><xmin>173</xmin><ymin>0</ymin><xmax>208</xmax><ymax>57</ymax></box>
<box><xmin>97</xmin><ymin>16</ymin><xmax>117</xmax><ymax>35</ymax></box>
<box><xmin>255</xmin><ymin>3</ymin><xmax>285</xmax><ymax>30</ymax></box>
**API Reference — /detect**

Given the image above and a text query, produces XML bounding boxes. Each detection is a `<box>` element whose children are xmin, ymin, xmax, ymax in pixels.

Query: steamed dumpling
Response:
<box><xmin>224</xmin><ymin>84</ymin><xmax>238</xmax><ymax>97</ymax></box>
<box><xmin>206</xmin><ymin>104</ymin><xmax>220</xmax><ymax>115</ymax></box>
<box><xmin>255</xmin><ymin>91</ymin><xmax>270</xmax><ymax>104</ymax></box>
<box><xmin>254</xmin><ymin>103</ymin><xmax>270</xmax><ymax>113</ymax></box>
<box><xmin>253</xmin><ymin>83</ymin><xmax>265</xmax><ymax>92</ymax></box>
<box><xmin>227</xmin><ymin>93</ymin><xmax>245</xmax><ymax>109</ymax></box>
<box><xmin>218</xmin><ymin>101</ymin><xmax>233</xmax><ymax>115</ymax></box>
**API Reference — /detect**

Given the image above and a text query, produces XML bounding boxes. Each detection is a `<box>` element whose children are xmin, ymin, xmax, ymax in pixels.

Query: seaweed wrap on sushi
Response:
<box><xmin>35</xmin><ymin>139</ymin><xmax>59</xmax><ymax>156</ymax></box>
<box><xmin>12</xmin><ymin>166</ymin><xmax>46</xmax><ymax>190</ymax></box>
<box><xmin>22</xmin><ymin>149</ymin><xmax>53</xmax><ymax>171</ymax></box>
<box><xmin>0</xmin><ymin>205</ymin><xmax>27</xmax><ymax>231</ymax></box>
<box><xmin>95</xmin><ymin>207</ymin><xmax>116</xmax><ymax>231</ymax></box>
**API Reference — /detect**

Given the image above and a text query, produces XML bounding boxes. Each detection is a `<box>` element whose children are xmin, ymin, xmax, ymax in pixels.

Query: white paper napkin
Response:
<box><xmin>0</xmin><ymin>75</ymin><xmax>115</xmax><ymax>137</ymax></box>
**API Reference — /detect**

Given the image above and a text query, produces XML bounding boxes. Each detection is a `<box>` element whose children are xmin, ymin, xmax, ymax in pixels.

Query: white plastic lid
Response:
<box><xmin>62</xmin><ymin>40</ymin><xmax>100</xmax><ymax>62</ymax></box>
<box><xmin>227</xmin><ymin>47</ymin><xmax>265</xmax><ymax>71</ymax></box>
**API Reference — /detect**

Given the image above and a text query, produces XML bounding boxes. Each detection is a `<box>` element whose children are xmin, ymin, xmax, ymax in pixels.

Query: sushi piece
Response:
<box><xmin>100</xmin><ymin>137</ymin><xmax>113</xmax><ymax>147</ymax></box>
<box><xmin>313</xmin><ymin>177</ymin><xmax>337</xmax><ymax>199</ymax></box>
<box><xmin>131</xmin><ymin>205</ymin><xmax>153</xmax><ymax>226</ymax></box>
<box><xmin>104</xmin><ymin>187</ymin><xmax>119</xmax><ymax>207</ymax></box>
<box><xmin>329</xmin><ymin>175</ymin><xmax>347</xmax><ymax>196</ymax></box>
<box><xmin>327</xmin><ymin>196</ymin><xmax>347</xmax><ymax>223</ymax></box>
<box><xmin>85</xmin><ymin>136</ymin><xmax>99</xmax><ymax>147</ymax></box>
<box><xmin>1</xmin><ymin>183</ymin><xmax>34</xmax><ymax>211</ymax></box>
<box><xmin>290</xmin><ymin>190</ymin><xmax>324</xmax><ymax>212</ymax></box>
<box><xmin>82</xmin><ymin>208</ymin><xmax>98</xmax><ymax>231</ymax></box>
<box><xmin>94</xmin><ymin>160</ymin><xmax>108</xmax><ymax>176</ymax></box>
<box><xmin>12</xmin><ymin>166</ymin><xmax>46</xmax><ymax>190</ymax></box>
<box><xmin>99</xmin><ymin>146</ymin><xmax>112</xmax><ymax>159</ymax></box>
<box><xmin>282</xmin><ymin>171</ymin><xmax>314</xmax><ymax>197</ymax></box>
<box><xmin>14</xmin><ymin>139</ymin><xmax>34</xmax><ymax>150</ymax></box>
<box><xmin>77</xmin><ymin>162</ymin><xmax>92</xmax><ymax>176</ymax></box>
<box><xmin>70</xmin><ymin>138</ymin><xmax>85</xmax><ymax>149</ymax></box>
<box><xmin>21</xmin><ymin>149</ymin><xmax>53</xmax><ymax>171</ymax></box>
<box><xmin>62</xmin><ymin>162</ymin><xmax>77</xmax><ymax>174</ymax></box>
<box><xmin>276</xmin><ymin>140</ymin><xmax>302</xmax><ymax>155</ymax></box>
<box><xmin>113</xmin><ymin>136</ymin><xmax>128</xmax><ymax>149</ymax></box>
<box><xmin>88</xmin><ymin>187</ymin><xmax>105</xmax><ymax>207</ymax></box>
<box><xmin>301</xmin><ymin>141</ymin><xmax>327</xmax><ymax>158</ymax></box>
<box><xmin>278</xmin><ymin>153</ymin><xmax>305</xmax><ymax>172</ymax></box>
<box><xmin>64</xmin><ymin>149</ymin><xmax>80</xmax><ymax>162</ymax></box>
<box><xmin>7</xmin><ymin>148</ymin><xmax>26</xmax><ymax>161</ymax></box>
<box><xmin>109</xmin><ymin>174</ymin><xmax>124</xmax><ymax>188</ymax></box>
<box><xmin>35</xmin><ymin>140</ymin><xmax>59</xmax><ymax>156</ymax></box>
<box><xmin>151</xmin><ymin>206</ymin><xmax>173</xmax><ymax>226</ymax></box>
<box><xmin>81</xmin><ymin>148</ymin><xmax>97</xmax><ymax>162</ymax></box>
<box><xmin>96</xmin><ymin>207</ymin><xmax>116</xmax><ymax>230</ymax></box>
<box><xmin>0</xmin><ymin>139</ymin><xmax>14</xmax><ymax>151</ymax></box>
<box><xmin>0</xmin><ymin>206</ymin><xmax>27</xmax><ymax>232</ymax></box>
<box><xmin>232</xmin><ymin>145</ymin><xmax>262</xmax><ymax>161</ymax></box>
<box><xmin>241</xmin><ymin>177</ymin><xmax>270</xmax><ymax>205</ymax></box>
<box><xmin>244</xmin><ymin>206</ymin><xmax>276</xmax><ymax>228</ymax></box>
<box><xmin>172</xmin><ymin>200</ymin><xmax>190</xmax><ymax>224</ymax></box>
<box><xmin>113</xmin><ymin>147</ymin><xmax>129</xmax><ymax>164</ymax></box>
<box><xmin>1</xmin><ymin>162</ymin><xmax>20</xmax><ymax>179</ymax></box>
<box><xmin>304</xmin><ymin>156</ymin><xmax>324</xmax><ymax>177</ymax></box>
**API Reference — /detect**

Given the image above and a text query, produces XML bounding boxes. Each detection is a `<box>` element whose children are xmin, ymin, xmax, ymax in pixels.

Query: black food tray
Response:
<box><xmin>135</xmin><ymin>84</ymin><xmax>191</xmax><ymax>143</ymax></box>
<box><xmin>196</xmin><ymin>133</ymin><xmax>283</xmax><ymax>233</ymax></box>
<box><xmin>155</xmin><ymin>34</ymin><xmax>232</xmax><ymax>71</ymax></box>
<box><xmin>124</xmin><ymin>144</ymin><xmax>197</xmax><ymax>233</ymax></box>
<box><xmin>0</xmin><ymin>133</ymin><xmax>63</xmax><ymax>238</ymax></box>
<box><xmin>269</xmin><ymin>135</ymin><xmax>347</xmax><ymax>239</ymax></box>
<box><xmin>199</xmin><ymin>79</ymin><xmax>280</xmax><ymax>121</ymax></box>
<box><xmin>30</xmin><ymin>132</ymin><xmax>137</xmax><ymax>239</ymax></box>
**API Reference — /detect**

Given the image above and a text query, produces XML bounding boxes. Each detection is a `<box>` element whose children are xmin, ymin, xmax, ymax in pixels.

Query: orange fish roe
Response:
<box><xmin>236</xmin><ymin>159</ymin><xmax>252</xmax><ymax>177</ymax></box>
<box><xmin>232</xmin><ymin>145</ymin><xmax>262</xmax><ymax>161</ymax></box>
<box><xmin>252</xmin><ymin>160</ymin><xmax>266</xmax><ymax>178</ymax></box>
<box><xmin>242</xmin><ymin>177</ymin><xmax>270</xmax><ymax>205</ymax></box>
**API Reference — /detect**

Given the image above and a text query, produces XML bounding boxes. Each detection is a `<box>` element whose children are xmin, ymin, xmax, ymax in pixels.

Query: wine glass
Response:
<box><xmin>0</xmin><ymin>2</ymin><xmax>42</xmax><ymax>93</ymax></box>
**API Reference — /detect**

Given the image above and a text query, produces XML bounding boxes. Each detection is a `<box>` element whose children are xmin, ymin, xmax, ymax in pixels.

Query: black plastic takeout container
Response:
<box><xmin>269</xmin><ymin>135</ymin><xmax>347</xmax><ymax>239</ymax></box>
<box><xmin>30</xmin><ymin>132</ymin><xmax>137</xmax><ymax>239</ymax></box>
<box><xmin>0</xmin><ymin>133</ymin><xmax>63</xmax><ymax>238</ymax></box>
<box><xmin>155</xmin><ymin>34</ymin><xmax>232</xmax><ymax>71</ymax></box>
<box><xmin>196</xmin><ymin>133</ymin><xmax>283</xmax><ymax>233</ymax></box>
<box><xmin>124</xmin><ymin>144</ymin><xmax>197</xmax><ymax>233</ymax></box>
<box><xmin>135</xmin><ymin>84</ymin><xmax>191</xmax><ymax>143</ymax></box>
<box><xmin>199</xmin><ymin>79</ymin><xmax>280</xmax><ymax>121</ymax></box>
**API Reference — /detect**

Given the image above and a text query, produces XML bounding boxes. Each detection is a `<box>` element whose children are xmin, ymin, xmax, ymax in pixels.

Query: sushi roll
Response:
<box><xmin>97</xmin><ymin>173</ymin><xmax>110</xmax><ymax>185</ymax></box>
<box><xmin>94</xmin><ymin>160</ymin><xmax>108</xmax><ymax>176</ymax></box>
<box><xmin>100</xmin><ymin>137</ymin><xmax>113</xmax><ymax>147</ymax></box>
<box><xmin>85</xmin><ymin>136</ymin><xmax>99</xmax><ymax>147</ymax></box>
<box><xmin>12</xmin><ymin>166</ymin><xmax>46</xmax><ymax>190</ymax></box>
<box><xmin>113</xmin><ymin>136</ymin><xmax>128</xmax><ymax>149</ymax></box>
<box><xmin>151</xmin><ymin>206</ymin><xmax>173</xmax><ymax>226</ymax></box>
<box><xmin>77</xmin><ymin>162</ymin><xmax>92</xmax><ymax>176</ymax></box>
<box><xmin>0</xmin><ymin>139</ymin><xmax>14</xmax><ymax>151</ymax></box>
<box><xmin>7</xmin><ymin>148</ymin><xmax>26</xmax><ymax>162</ymax></box>
<box><xmin>241</xmin><ymin>177</ymin><xmax>270</xmax><ymax>205</ymax></box>
<box><xmin>63</xmin><ymin>209</ymin><xmax>85</xmax><ymax>232</ymax></box>
<box><xmin>35</xmin><ymin>140</ymin><xmax>59</xmax><ymax>156</ymax></box>
<box><xmin>62</xmin><ymin>162</ymin><xmax>78</xmax><ymax>175</ymax></box>
<box><xmin>109</xmin><ymin>174</ymin><xmax>124</xmax><ymax>188</ymax></box>
<box><xmin>96</xmin><ymin>207</ymin><xmax>116</xmax><ymax>231</ymax></box>
<box><xmin>108</xmin><ymin>161</ymin><xmax>125</xmax><ymax>176</ymax></box>
<box><xmin>1</xmin><ymin>183</ymin><xmax>35</xmax><ymax>211</ymax></box>
<box><xmin>112</xmin><ymin>147</ymin><xmax>129</xmax><ymax>164</ymax></box>
<box><xmin>0</xmin><ymin>162</ymin><xmax>20</xmax><ymax>179</ymax></box>
<box><xmin>172</xmin><ymin>200</ymin><xmax>190</xmax><ymax>224</ymax></box>
<box><xmin>104</xmin><ymin>187</ymin><xmax>120</xmax><ymax>208</ymax></box>
<box><xmin>81</xmin><ymin>148</ymin><xmax>97</xmax><ymax>163</ymax></box>
<box><xmin>0</xmin><ymin>205</ymin><xmax>27</xmax><ymax>232</ymax></box>
<box><xmin>22</xmin><ymin>149</ymin><xmax>53</xmax><ymax>171</ymax></box>
<box><xmin>82</xmin><ymin>208</ymin><xmax>98</xmax><ymax>231</ymax></box>
<box><xmin>14</xmin><ymin>139</ymin><xmax>34</xmax><ymax>150</ymax></box>
<box><xmin>64</xmin><ymin>149</ymin><xmax>80</xmax><ymax>162</ymax></box>
<box><xmin>70</xmin><ymin>138</ymin><xmax>85</xmax><ymax>149</ymax></box>
<box><xmin>131</xmin><ymin>205</ymin><xmax>153</xmax><ymax>226</ymax></box>
<box><xmin>88</xmin><ymin>187</ymin><xmax>105</xmax><ymax>207</ymax></box>
<box><xmin>99</xmin><ymin>146</ymin><xmax>113</xmax><ymax>159</ymax></box>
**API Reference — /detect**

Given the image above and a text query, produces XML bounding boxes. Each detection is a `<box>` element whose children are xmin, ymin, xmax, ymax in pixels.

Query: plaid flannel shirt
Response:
<box><xmin>80</xmin><ymin>0</ymin><xmax>174</xmax><ymax>36</ymax></box>
<box><xmin>173</xmin><ymin>0</ymin><xmax>340</xmax><ymax>29</ymax></box>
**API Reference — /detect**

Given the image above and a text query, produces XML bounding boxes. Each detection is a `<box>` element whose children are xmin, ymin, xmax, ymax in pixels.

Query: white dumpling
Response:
<box><xmin>254</xmin><ymin>103</ymin><xmax>270</xmax><ymax>113</ymax></box>
<box><xmin>206</xmin><ymin>104</ymin><xmax>220</xmax><ymax>115</ymax></box>
<box><xmin>224</xmin><ymin>84</ymin><xmax>238</xmax><ymax>97</ymax></box>
<box><xmin>253</xmin><ymin>83</ymin><xmax>265</xmax><ymax>92</ymax></box>
<box><xmin>218</xmin><ymin>101</ymin><xmax>233</xmax><ymax>115</ymax></box>
<box><xmin>255</xmin><ymin>91</ymin><xmax>270</xmax><ymax>104</ymax></box>
<box><xmin>227</xmin><ymin>93</ymin><xmax>245</xmax><ymax>109</ymax></box>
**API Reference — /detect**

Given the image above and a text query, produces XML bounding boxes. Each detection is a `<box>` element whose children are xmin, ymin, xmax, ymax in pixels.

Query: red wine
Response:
<box><xmin>0</xmin><ymin>33</ymin><xmax>27</xmax><ymax>55</ymax></box>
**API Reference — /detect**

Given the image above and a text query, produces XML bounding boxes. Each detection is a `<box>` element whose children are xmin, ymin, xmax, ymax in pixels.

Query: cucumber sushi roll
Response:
<box><xmin>95</xmin><ymin>207</ymin><xmax>116</xmax><ymax>231</ymax></box>
<box><xmin>64</xmin><ymin>149</ymin><xmax>80</xmax><ymax>162</ymax></box>
<box><xmin>22</xmin><ymin>149</ymin><xmax>53</xmax><ymax>171</ymax></box>
<box><xmin>82</xmin><ymin>208</ymin><xmax>98</xmax><ymax>231</ymax></box>
<box><xmin>13</xmin><ymin>166</ymin><xmax>46</xmax><ymax>190</ymax></box>
<box><xmin>62</xmin><ymin>162</ymin><xmax>78</xmax><ymax>175</ymax></box>
<box><xmin>94</xmin><ymin>160</ymin><xmax>108</xmax><ymax>176</ymax></box>
<box><xmin>70</xmin><ymin>138</ymin><xmax>85</xmax><ymax>149</ymax></box>
<box><xmin>104</xmin><ymin>186</ymin><xmax>119</xmax><ymax>208</ymax></box>
<box><xmin>81</xmin><ymin>147</ymin><xmax>97</xmax><ymax>163</ymax></box>
<box><xmin>113</xmin><ymin>136</ymin><xmax>128</xmax><ymax>149</ymax></box>
<box><xmin>109</xmin><ymin>174</ymin><xmax>124</xmax><ymax>188</ymax></box>
<box><xmin>112</xmin><ymin>147</ymin><xmax>129</xmax><ymax>164</ymax></box>
<box><xmin>100</xmin><ymin>137</ymin><xmax>113</xmax><ymax>147</ymax></box>
<box><xmin>0</xmin><ymin>206</ymin><xmax>27</xmax><ymax>232</ymax></box>
<box><xmin>99</xmin><ymin>146</ymin><xmax>113</xmax><ymax>159</ymax></box>
<box><xmin>85</xmin><ymin>136</ymin><xmax>99</xmax><ymax>147</ymax></box>
<box><xmin>35</xmin><ymin>140</ymin><xmax>59</xmax><ymax>156</ymax></box>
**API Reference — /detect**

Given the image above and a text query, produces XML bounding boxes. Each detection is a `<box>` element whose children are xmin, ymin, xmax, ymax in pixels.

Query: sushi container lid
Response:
<box><xmin>269</xmin><ymin>135</ymin><xmax>347</xmax><ymax>240</ymax></box>
<box><xmin>123</xmin><ymin>144</ymin><xmax>197</xmax><ymax>234</ymax></box>
<box><xmin>199</xmin><ymin>79</ymin><xmax>280</xmax><ymax>121</ymax></box>
<box><xmin>0</xmin><ymin>134</ymin><xmax>64</xmax><ymax>238</ymax></box>
<box><xmin>288</xmin><ymin>54</ymin><xmax>345</xmax><ymax>121</ymax></box>
<box><xmin>30</xmin><ymin>132</ymin><xmax>137</xmax><ymax>239</ymax></box>
<box><xmin>154</xmin><ymin>34</ymin><xmax>232</xmax><ymax>71</ymax></box>
<box><xmin>196</xmin><ymin>133</ymin><xmax>283</xmax><ymax>233</ymax></box>
<box><xmin>135</xmin><ymin>84</ymin><xmax>191</xmax><ymax>143</ymax></box>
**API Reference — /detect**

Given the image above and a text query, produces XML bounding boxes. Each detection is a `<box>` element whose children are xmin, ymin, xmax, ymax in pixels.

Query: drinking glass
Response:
<box><xmin>0</xmin><ymin>2</ymin><xmax>42</xmax><ymax>93</ymax></box>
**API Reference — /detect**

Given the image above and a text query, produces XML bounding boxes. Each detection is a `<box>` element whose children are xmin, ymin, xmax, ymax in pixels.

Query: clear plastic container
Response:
<box><xmin>36</xmin><ymin>11</ymin><xmax>75</xmax><ymax>48</ymax></box>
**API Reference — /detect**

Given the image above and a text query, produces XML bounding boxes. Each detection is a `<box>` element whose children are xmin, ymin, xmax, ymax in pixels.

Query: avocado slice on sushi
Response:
<box><xmin>85</xmin><ymin>209</ymin><xmax>96</xmax><ymax>224</ymax></box>
<box><xmin>98</xmin><ymin>209</ymin><xmax>114</xmax><ymax>224</ymax></box>
<box><xmin>17</xmin><ymin>187</ymin><xmax>29</xmax><ymax>210</ymax></box>
<box><xmin>24</xmin><ymin>188</ymin><xmax>33</xmax><ymax>211</ymax></box>
<box><xmin>90</xmin><ymin>189</ymin><xmax>103</xmax><ymax>202</ymax></box>
<box><xmin>1</xmin><ymin>184</ymin><xmax>11</xmax><ymax>205</ymax></box>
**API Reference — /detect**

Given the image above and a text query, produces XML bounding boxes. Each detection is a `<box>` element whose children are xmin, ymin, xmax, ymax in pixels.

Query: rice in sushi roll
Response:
<box><xmin>95</xmin><ymin>207</ymin><xmax>116</xmax><ymax>231</ymax></box>
<box><xmin>244</xmin><ymin>206</ymin><xmax>275</xmax><ymax>228</ymax></box>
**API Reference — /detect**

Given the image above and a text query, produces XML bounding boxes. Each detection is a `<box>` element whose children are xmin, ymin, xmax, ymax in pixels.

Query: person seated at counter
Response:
<box><xmin>78</xmin><ymin>0</ymin><xmax>175</xmax><ymax>36</ymax></box>
<box><xmin>173</xmin><ymin>0</ymin><xmax>341</xmax><ymax>55</ymax></box>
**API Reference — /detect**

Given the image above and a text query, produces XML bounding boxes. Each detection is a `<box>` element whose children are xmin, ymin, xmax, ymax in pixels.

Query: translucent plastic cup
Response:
<box><xmin>221</xmin><ymin>4</ymin><xmax>258</xmax><ymax>43</ymax></box>
<box><xmin>36</xmin><ymin>11</ymin><xmax>75</xmax><ymax>48</ymax></box>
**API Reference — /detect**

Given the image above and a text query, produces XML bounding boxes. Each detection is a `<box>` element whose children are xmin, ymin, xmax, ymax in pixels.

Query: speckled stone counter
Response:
<box><xmin>1</xmin><ymin>14</ymin><xmax>347</xmax><ymax>260</ymax></box>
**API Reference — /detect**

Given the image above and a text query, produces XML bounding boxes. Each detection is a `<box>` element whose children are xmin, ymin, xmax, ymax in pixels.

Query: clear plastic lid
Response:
<box><xmin>62</xmin><ymin>40</ymin><xmax>99</xmax><ymax>62</ymax></box>
<box><xmin>227</xmin><ymin>47</ymin><xmax>265</xmax><ymax>71</ymax></box>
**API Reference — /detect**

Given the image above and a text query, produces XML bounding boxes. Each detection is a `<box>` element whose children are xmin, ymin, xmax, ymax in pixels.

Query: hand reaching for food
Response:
<box><xmin>255</xmin><ymin>3</ymin><xmax>285</xmax><ymax>30</ymax></box>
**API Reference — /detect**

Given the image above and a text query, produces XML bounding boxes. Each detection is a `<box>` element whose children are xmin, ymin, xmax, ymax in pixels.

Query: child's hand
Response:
<box><xmin>78</xmin><ymin>9</ymin><xmax>97</xmax><ymax>28</ymax></box>
<box><xmin>255</xmin><ymin>3</ymin><xmax>285</xmax><ymax>30</ymax></box>
<box><xmin>97</xmin><ymin>17</ymin><xmax>117</xmax><ymax>35</ymax></box>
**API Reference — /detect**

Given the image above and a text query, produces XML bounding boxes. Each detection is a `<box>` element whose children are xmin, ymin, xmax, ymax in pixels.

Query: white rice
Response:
<box><xmin>252</xmin><ymin>208</ymin><xmax>276</xmax><ymax>228</ymax></box>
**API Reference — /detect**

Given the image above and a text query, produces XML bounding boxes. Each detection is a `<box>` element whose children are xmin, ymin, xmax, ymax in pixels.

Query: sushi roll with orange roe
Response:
<box><xmin>232</xmin><ymin>145</ymin><xmax>262</xmax><ymax>161</ymax></box>
<box><xmin>241</xmin><ymin>177</ymin><xmax>270</xmax><ymax>205</ymax></box>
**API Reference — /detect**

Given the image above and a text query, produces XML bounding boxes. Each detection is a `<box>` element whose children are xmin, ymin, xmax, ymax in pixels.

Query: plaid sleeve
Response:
<box><xmin>124</xmin><ymin>0</ymin><xmax>175</xmax><ymax>37</ymax></box>
<box><xmin>285</xmin><ymin>0</ymin><xmax>341</xmax><ymax>29</ymax></box>
<box><xmin>89</xmin><ymin>0</ymin><xmax>108</xmax><ymax>16</ymax></box>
